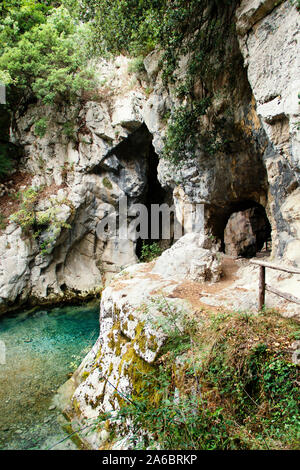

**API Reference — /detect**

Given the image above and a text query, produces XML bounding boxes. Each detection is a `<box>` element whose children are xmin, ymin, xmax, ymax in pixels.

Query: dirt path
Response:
<box><xmin>170</xmin><ymin>254</ymin><xmax>300</xmax><ymax>318</ymax></box>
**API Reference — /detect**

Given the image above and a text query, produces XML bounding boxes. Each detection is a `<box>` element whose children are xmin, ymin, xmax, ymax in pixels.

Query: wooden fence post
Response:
<box><xmin>258</xmin><ymin>265</ymin><xmax>265</xmax><ymax>311</ymax></box>
<box><xmin>250</xmin><ymin>259</ymin><xmax>300</xmax><ymax>310</ymax></box>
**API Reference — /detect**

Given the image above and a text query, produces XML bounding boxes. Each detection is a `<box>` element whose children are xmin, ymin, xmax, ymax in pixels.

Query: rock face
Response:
<box><xmin>0</xmin><ymin>60</ymin><xmax>158</xmax><ymax>313</ymax></box>
<box><xmin>60</xmin><ymin>1</ymin><xmax>300</xmax><ymax>449</ymax></box>
<box><xmin>0</xmin><ymin>0</ymin><xmax>299</xmax><ymax>317</ymax></box>
<box><xmin>61</xmin><ymin>232</ymin><xmax>221</xmax><ymax>449</ymax></box>
<box><xmin>0</xmin><ymin>0</ymin><xmax>296</xmax><ymax>450</ymax></box>
<box><xmin>236</xmin><ymin>0</ymin><xmax>300</xmax><ymax>264</ymax></box>
<box><xmin>224</xmin><ymin>207</ymin><xmax>271</xmax><ymax>258</ymax></box>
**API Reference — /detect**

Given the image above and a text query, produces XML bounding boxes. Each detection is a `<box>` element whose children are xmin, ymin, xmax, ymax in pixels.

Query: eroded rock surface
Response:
<box><xmin>62</xmin><ymin>234</ymin><xmax>217</xmax><ymax>449</ymax></box>
<box><xmin>236</xmin><ymin>0</ymin><xmax>300</xmax><ymax>263</ymax></box>
<box><xmin>152</xmin><ymin>233</ymin><xmax>222</xmax><ymax>282</ymax></box>
<box><xmin>0</xmin><ymin>0</ymin><xmax>299</xmax><ymax>316</ymax></box>
<box><xmin>60</xmin><ymin>1</ymin><xmax>300</xmax><ymax>450</ymax></box>
<box><xmin>0</xmin><ymin>59</ymin><xmax>152</xmax><ymax>313</ymax></box>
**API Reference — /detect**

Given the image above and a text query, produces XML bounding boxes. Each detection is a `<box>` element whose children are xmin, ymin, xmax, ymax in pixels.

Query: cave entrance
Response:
<box><xmin>208</xmin><ymin>200</ymin><xmax>272</xmax><ymax>259</ymax></box>
<box><xmin>135</xmin><ymin>130</ymin><xmax>172</xmax><ymax>260</ymax></box>
<box><xmin>95</xmin><ymin>122</ymin><xmax>173</xmax><ymax>265</ymax></box>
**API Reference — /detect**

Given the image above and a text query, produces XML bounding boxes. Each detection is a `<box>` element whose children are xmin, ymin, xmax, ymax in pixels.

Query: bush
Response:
<box><xmin>0</xmin><ymin>4</ymin><xmax>96</xmax><ymax>107</ymax></box>
<box><xmin>162</xmin><ymin>99</ymin><xmax>211</xmax><ymax>164</ymax></box>
<box><xmin>80</xmin><ymin>0</ymin><xmax>165</xmax><ymax>57</ymax></box>
<box><xmin>34</xmin><ymin>118</ymin><xmax>48</xmax><ymax>138</ymax></box>
<box><xmin>10</xmin><ymin>187</ymin><xmax>72</xmax><ymax>255</ymax></box>
<box><xmin>128</xmin><ymin>57</ymin><xmax>146</xmax><ymax>75</ymax></box>
<box><xmin>10</xmin><ymin>187</ymin><xmax>39</xmax><ymax>230</ymax></box>
<box><xmin>140</xmin><ymin>242</ymin><xmax>163</xmax><ymax>262</ymax></box>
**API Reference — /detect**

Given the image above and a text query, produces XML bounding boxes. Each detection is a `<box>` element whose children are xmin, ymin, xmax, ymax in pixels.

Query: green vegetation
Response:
<box><xmin>0</xmin><ymin>1</ymin><xmax>96</xmax><ymax>174</ymax></box>
<box><xmin>140</xmin><ymin>242</ymin><xmax>163</xmax><ymax>262</ymax></box>
<box><xmin>102</xmin><ymin>177</ymin><xmax>113</xmax><ymax>190</ymax></box>
<box><xmin>0</xmin><ymin>1</ymin><xmax>241</xmax><ymax>173</ymax></box>
<box><xmin>128</xmin><ymin>56</ymin><xmax>146</xmax><ymax>75</ymax></box>
<box><xmin>78</xmin><ymin>0</ymin><xmax>239</xmax><ymax>166</ymax></box>
<box><xmin>10</xmin><ymin>187</ymin><xmax>39</xmax><ymax>230</ymax></box>
<box><xmin>80</xmin><ymin>0</ymin><xmax>165</xmax><ymax>57</ymax></box>
<box><xmin>0</xmin><ymin>212</ymin><xmax>7</xmax><ymax>230</ymax></box>
<box><xmin>62</xmin><ymin>120</ymin><xmax>76</xmax><ymax>141</ymax></box>
<box><xmin>34</xmin><ymin>117</ymin><xmax>48</xmax><ymax>138</ymax></box>
<box><xmin>0</xmin><ymin>1</ymin><xmax>95</xmax><ymax>108</ymax></box>
<box><xmin>81</xmin><ymin>0</ymin><xmax>238</xmax><ymax>85</ymax></box>
<box><xmin>106</xmin><ymin>301</ymin><xmax>299</xmax><ymax>450</ymax></box>
<box><xmin>162</xmin><ymin>99</ymin><xmax>210</xmax><ymax>164</ymax></box>
<box><xmin>10</xmin><ymin>187</ymin><xmax>72</xmax><ymax>255</ymax></box>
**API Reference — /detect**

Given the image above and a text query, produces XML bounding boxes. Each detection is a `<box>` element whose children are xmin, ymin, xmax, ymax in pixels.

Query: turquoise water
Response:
<box><xmin>0</xmin><ymin>303</ymin><xmax>99</xmax><ymax>450</ymax></box>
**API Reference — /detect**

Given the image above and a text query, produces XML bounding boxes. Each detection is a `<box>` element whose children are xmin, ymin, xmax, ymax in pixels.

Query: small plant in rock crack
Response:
<box><xmin>128</xmin><ymin>56</ymin><xmax>146</xmax><ymax>75</ymax></box>
<box><xmin>10</xmin><ymin>187</ymin><xmax>40</xmax><ymax>230</ymax></box>
<box><xmin>140</xmin><ymin>242</ymin><xmax>163</xmax><ymax>262</ymax></box>
<box><xmin>10</xmin><ymin>187</ymin><xmax>72</xmax><ymax>255</ymax></box>
<box><xmin>142</xmin><ymin>295</ymin><xmax>198</xmax><ymax>361</ymax></box>
<box><xmin>34</xmin><ymin>118</ymin><xmax>48</xmax><ymax>138</ymax></box>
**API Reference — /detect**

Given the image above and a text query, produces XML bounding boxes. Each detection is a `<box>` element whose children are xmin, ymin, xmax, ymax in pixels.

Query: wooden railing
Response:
<box><xmin>250</xmin><ymin>260</ymin><xmax>300</xmax><ymax>310</ymax></box>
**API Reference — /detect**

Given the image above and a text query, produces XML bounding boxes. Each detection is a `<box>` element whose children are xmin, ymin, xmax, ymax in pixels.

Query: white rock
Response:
<box><xmin>152</xmin><ymin>233</ymin><xmax>222</xmax><ymax>282</ymax></box>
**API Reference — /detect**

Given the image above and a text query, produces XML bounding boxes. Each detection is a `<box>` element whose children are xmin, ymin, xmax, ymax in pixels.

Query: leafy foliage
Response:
<box><xmin>80</xmin><ymin>0</ymin><xmax>166</xmax><ymax>57</ymax></box>
<box><xmin>108</xmin><ymin>305</ymin><xmax>299</xmax><ymax>450</ymax></box>
<box><xmin>140</xmin><ymin>242</ymin><xmax>163</xmax><ymax>262</ymax></box>
<box><xmin>79</xmin><ymin>0</ymin><xmax>239</xmax><ymax>166</ymax></box>
<box><xmin>10</xmin><ymin>187</ymin><xmax>39</xmax><ymax>230</ymax></box>
<box><xmin>34</xmin><ymin>117</ymin><xmax>48</xmax><ymax>138</ymax></box>
<box><xmin>162</xmin><ymin>98</ymin><xmax>211</xmax><ymax>164</ymax></box>
<box><xmin>128</xmin><ymin>56</ymin><xmax>146</xmax><ymax>75</ymax></box>
<box><xmin>0</xmin><ymin>1</ymin><xmax>96</xmax><ymax>174</ymax></box>
<box><xmin>0</xmin><ymin>2</ymin><xmax>95</xmax><ymax>107</ymax></box>
<box><xmin>10</xmin><ymin>186</ymin><xmax>72</xmax><ymax>255</ymax></box>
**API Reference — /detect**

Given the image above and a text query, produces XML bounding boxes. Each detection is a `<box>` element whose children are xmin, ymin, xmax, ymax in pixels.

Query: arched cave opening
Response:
<box><xmin>208</xmin><ymin>200</ymin><xmax>272</xmax><ymax>259</ymax></box>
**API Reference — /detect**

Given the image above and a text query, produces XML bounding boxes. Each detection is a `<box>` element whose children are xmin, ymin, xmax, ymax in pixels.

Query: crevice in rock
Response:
<box><xmin>136</xmin><ymin>139</ymin><xmax>173</xmax><ymax>259</ymax></box>
<box><xmin>92</xmin><ymin>123</ymin><xmax>172</xmax><ymax>261</ymax></box>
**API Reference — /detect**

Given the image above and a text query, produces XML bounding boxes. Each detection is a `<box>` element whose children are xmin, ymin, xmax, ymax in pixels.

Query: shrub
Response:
<box><xmin>0</xmin><ymin>4</ymin><xmax>96</xmax><ymax>108</ymax></box>
<box><xmin>140</xmin><ymin>242</ymin><xmax>163</xmax><ymax>262</ymax></box>
<box><xmin>128</xmin><ymin>57</ymin><xmax>146</xmax><ymax>75</ymax></box>
<box><xmin>34</xmin><ymin>118</ymin><xmax>48</xmax><ymax>138</ymax></box>
<box><xmin>162</xmin><ymin>99</ymin><xmax>211</xmax><ymax>164</ymax></box>
<box><xmin>10</xmin><ymin>187</ymin><xmax>72</xmax><ymax>255</ymax></box>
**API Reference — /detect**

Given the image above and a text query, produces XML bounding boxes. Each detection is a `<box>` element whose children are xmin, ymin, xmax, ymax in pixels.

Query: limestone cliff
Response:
<box><xmin>0</xmin><ymin>0</ymin><xmax>299</xmax><ymax>450</ymax></box>
<box><xmin>54</xmin><ymin>0</ymin><xmax>300</xmax><ymax>450</ymax></box>
<box><xmin>0</xmin><ymin>1</ymin><xmax>299</xmax><ymax>316</ymax></box>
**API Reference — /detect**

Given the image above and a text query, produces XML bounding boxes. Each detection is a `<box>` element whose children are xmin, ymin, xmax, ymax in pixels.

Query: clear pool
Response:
<box><xmin>0</xmin><ymin>302</ymin><xmax>99</xmax><ymax>450</ymax></box>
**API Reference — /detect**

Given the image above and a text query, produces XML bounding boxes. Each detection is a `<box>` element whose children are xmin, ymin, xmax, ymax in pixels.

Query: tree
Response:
<box><xmin>0</xmin><ymin>2</ymin><xmax>95</xmax><ymax>108</ymax></box>
<box><xmin>80</xmin><ymin>0</ymin><xmax>166</xmax><ymax>57</ymax></box>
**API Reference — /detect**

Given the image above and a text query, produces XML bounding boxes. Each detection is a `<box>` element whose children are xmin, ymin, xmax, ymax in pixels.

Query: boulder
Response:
<box><xmin>152</xmin><ymin>233</ymin><xmax>222</xmax><ymax>282</ymax></box>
